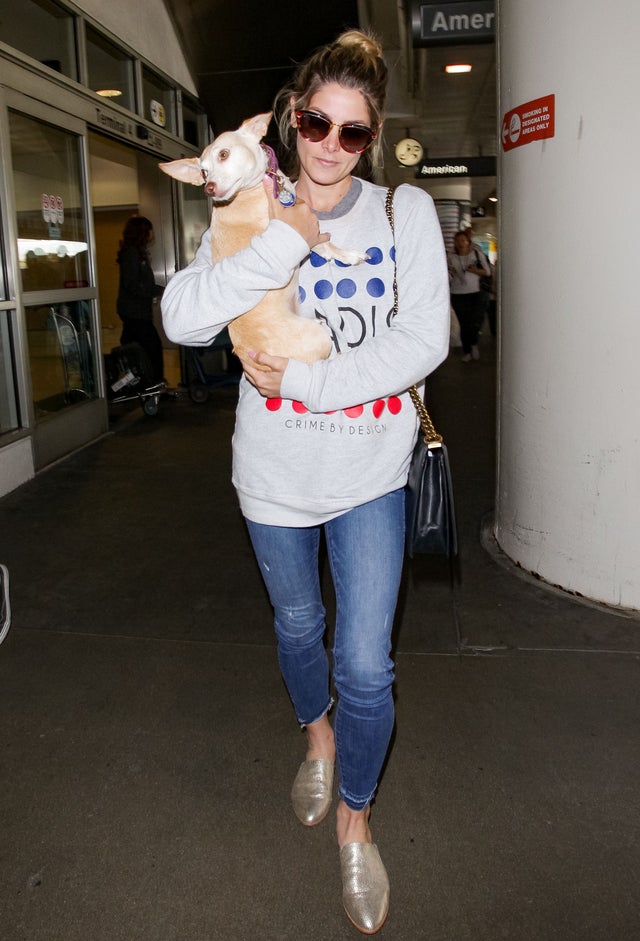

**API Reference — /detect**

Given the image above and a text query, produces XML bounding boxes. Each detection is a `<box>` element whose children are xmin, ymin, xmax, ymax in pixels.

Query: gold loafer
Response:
<box><xmin>290</xmin><ymin>758</ymin><xmax>334</xmax><ymax>826</ymax></box>
<box><xmin>340</xmin><ymin>842</ymin><xmax>390</xmax><ymax>935</ymax></box>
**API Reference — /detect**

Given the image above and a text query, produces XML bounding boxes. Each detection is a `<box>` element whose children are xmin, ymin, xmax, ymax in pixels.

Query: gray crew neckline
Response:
<box><xmin>312</xmin><ymin>178</ymin><xmax>362</xmax><ymax>220</ymax></box>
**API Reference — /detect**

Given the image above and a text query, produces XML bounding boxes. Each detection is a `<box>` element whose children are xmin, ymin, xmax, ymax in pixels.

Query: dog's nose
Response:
<box><xmin>205</xmin><ymin>182</ymin><xmax>217</xmax><ymax>196</ymax></box>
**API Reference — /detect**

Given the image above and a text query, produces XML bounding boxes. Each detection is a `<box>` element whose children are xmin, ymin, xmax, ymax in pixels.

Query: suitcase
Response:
<box><xmin>104</xmin><ymin>342</ymin><xmax>155</xmax><ymax>399</ymax></box>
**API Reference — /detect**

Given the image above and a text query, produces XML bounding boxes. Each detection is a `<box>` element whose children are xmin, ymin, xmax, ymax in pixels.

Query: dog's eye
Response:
<box><xmin>218</xmin><ymin>149</ymin><xmax>230</xmax><ymax>161</ymax></box>
<box><xmin>200</xmin><ymin>168</ymin><xmax>208</xmax><ymax>182</ymax></box>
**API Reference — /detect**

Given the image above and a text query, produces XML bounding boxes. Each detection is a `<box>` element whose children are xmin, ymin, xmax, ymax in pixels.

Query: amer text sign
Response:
<box><xmin>412</xmin><ymin>1</ymin><xmax>495</xmax><ymax>46</ymax></box>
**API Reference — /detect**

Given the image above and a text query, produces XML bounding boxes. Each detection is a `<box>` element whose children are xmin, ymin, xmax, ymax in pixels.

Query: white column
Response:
<box><xmin>496</xmin><ymin>0</ymin><xmax>640</xmax><ymax>610</ymax></box>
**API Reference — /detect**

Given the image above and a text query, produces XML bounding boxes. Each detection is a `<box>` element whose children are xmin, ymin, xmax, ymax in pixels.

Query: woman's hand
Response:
<box><xmin>263</xmin><ymin>180</ymin><xmax>330</xmax><ymax>251</ymax></box>
<box><xmin>239</xmin><ymin>349</ymin><xmax>289</xmax><ymax>398</ymax></box>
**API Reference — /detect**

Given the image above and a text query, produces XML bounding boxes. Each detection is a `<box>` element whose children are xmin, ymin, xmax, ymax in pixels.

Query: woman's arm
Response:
<box><xmin>161</xmin><ymin>220</ymin><xmax>310</xmax><ymax>346</ymax></box>
<box><xmin>273</xmin><ymin>186</ymin><xmax>450</xmax><ymax>412</ymax></box>
<box><xmin>161</xmin><ymin>189</ymin><xmax>327</xmax><ymax>346</ymax></box>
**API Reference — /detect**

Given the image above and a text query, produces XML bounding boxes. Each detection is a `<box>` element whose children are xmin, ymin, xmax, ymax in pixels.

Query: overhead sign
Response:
<box><xmin>411</xmin><ymin>1</ymin><xmax>495</xmax><ymax>46</ymax></box>
<box><xmin>502</xmin><ymin>95</ymin><xmax>555</xmax><ymax>151</ymax></box>
<box><xmin>417</xmin><ymin>155</ymin><xmax>496</xmax><ymax>179</ymax></box>
<box><xmin>95</xmin><ymin>107</ymin><xmax>165</xmax><ymax>152</ymax></box>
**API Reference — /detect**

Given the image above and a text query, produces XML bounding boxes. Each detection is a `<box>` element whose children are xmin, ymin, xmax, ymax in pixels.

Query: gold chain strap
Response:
<box><xmin>385</xmin><ymin>188</ymin><xmax>443</xmax><ymax>446</ymax></box>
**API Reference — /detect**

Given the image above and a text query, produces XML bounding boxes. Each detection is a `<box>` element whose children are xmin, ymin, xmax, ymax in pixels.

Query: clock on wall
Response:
<box><xmin>394</xmin><ymin>138</ymin><xmax>424</xmax><ymax>167</ymax></box>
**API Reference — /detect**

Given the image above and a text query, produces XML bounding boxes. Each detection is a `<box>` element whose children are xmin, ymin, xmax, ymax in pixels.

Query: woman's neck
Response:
<box><xmin>296</xmin><ymin>176</ymin><xmax>354</xmax><ymax>213</ymax></box>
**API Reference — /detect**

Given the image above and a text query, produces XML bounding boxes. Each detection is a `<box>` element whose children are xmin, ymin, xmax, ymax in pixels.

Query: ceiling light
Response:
<box><xmin>489</xmin><ymin>196</ymin><xmax>498</xmax><ymax>202</ymax></box>
<box><xmin>96</xmin><ymin>88</ymin><xmax>122</xmax><ymax>98</ymax></box>
<box><xmin>445</xmin><ymin>64</ymin><xmax>472</xmax><ymax>74</ymax></box>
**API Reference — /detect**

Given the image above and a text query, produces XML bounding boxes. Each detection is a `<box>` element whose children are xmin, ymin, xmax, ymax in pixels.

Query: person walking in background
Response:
<box><xmin>448</xmin><ymin>229</ymin><xmax>490</xmax><ymax>361</ymax></box>
<box><xmin>162</xmin><ymin>29</ymin><xmax>449</xmax><ymax>934</ymax></box>
<box><xmin>116</xmin><ymin>215</ymin><xmax>165</xmax><ymax>383</ymax></box>
<box><xmin>464</xmin><ymin>224</ymin><xmax>492</xmax><ymax>333</ymax></box>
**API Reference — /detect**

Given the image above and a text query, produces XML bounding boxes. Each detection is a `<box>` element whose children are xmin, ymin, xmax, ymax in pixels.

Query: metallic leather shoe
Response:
<box><xmin>340</xmin><ymin>842</ymin><xmax>390</xmax><ymax>935</ymax></box>
<box><xmin>290</xmin><ymin>758</ymin><xmax>334</xmax><ymax>826</ymax></box>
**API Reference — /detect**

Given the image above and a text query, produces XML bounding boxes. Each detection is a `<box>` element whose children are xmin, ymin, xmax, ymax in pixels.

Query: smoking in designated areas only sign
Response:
<box><xmin>502</xmin><ymin>94</ymin><xmax>555</xmax><ymax>152</ymax></box>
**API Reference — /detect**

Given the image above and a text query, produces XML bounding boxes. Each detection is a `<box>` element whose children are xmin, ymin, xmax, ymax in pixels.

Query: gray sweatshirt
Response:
<box><xmin>162</xmin><ymin>179</ymin><xmax>450</xmax><ymax>526</ymax></box>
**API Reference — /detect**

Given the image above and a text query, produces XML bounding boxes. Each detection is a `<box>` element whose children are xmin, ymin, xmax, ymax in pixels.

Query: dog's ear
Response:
<box><xmin>239</xmin><ymin>112</ymin><xmax>273</xmax><ymax>142</ymax></box>
<box><xmin>159</xmin><ymin>158</ymin><xmax>203</xmax><ymax>186</ymax></box>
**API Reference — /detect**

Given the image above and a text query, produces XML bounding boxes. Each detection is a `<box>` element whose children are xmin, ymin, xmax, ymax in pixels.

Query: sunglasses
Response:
<box><xmin>295</xmin><ymin>109</ymin><xmax>377</xmax><ymax>154</ymax></box>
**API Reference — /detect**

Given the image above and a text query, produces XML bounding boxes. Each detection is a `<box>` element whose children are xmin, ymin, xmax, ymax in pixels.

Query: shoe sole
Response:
<box><xmin>343</xmin><ymin>903</ymin><xmax>389</xmax><ymax>935</ymax></box>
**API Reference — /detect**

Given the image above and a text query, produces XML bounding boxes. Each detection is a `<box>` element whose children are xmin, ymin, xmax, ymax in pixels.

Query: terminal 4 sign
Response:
<box><xmin>417</xmin><ymin>155</ymin><xmax>496</xmax><ymax>179</ymax></box>
<box><xmin>411</xmin><ymin>1</ymin><xmax>495</xmax><ymax>46</ymax></box>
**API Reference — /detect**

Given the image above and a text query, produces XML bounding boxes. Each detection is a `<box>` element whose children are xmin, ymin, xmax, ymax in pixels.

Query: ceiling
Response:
<box><xmin>162</xmin><ymin>0</ymin><xmax>497</xmax><ymax>210</ymax></box>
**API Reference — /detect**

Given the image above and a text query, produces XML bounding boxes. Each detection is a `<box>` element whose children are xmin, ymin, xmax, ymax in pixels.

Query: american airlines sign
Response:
<box><xmin>411</xmin><ymin>1</ymin><xmax>495</xmax><ymax>46</ymax></box>
<box><xmin>417</xmin><ymin>156</ymin><xmax>496</xmax><ymax>179</ymax></box>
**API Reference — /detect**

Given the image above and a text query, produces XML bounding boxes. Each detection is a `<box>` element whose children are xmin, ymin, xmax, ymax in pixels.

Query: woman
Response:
<box><xmin>162</xmin><ymin>30</ymin><xmax>449</xmax><ymax>934</ymax></box>
<box><xmin>448</xmin><ymin>229</ymin><xmax>490</xmax><ymax>361</ymax></box>
<box><xmin>116</xmin><ymin>215</ymin><xmax>164</xmax><ymax>383</ymax></box>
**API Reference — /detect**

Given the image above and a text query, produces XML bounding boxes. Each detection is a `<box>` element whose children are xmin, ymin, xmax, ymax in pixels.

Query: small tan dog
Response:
<box><xmin>159</xmin><ymin>112</ymin><xmax>368</xmax><ymax>363</ymax></box>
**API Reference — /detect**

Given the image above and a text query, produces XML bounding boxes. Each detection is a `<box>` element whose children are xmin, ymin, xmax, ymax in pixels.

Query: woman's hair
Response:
<box><xmin>117</xmin><ymin>215</ymin><xmax>153</xmax><ymax>263</ymax></box>
<box><xmin>274</xmin><ymin>29</ymin><xmax>388</xmax><ymax>180</ymax></box>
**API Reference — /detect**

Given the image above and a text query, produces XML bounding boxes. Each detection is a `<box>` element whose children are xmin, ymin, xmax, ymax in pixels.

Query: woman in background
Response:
<box><xmin>448</xmin><ymin>229</ymin><xmax>490</xmax><ymax>362</ymax></box>
<box><xmin>116</xmin><ymin>215</ymin><xmax>164</xmax><ymax>383</ymax></box>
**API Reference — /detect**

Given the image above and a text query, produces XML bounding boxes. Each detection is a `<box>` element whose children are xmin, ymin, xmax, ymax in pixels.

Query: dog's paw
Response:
<box><xmin>314</xmin><ymin>242</ymin><xmax>370</xmax><ymax>266</ymax></box>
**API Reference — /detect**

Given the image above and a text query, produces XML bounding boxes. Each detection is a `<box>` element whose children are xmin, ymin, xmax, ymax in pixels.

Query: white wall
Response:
<box><xmin>496</xmin><ymin>0</ymin><xmax>640</xmax><ymax>610</ymax></box>
<box><xmin>0</xmin><ymin>439</ymin><xmax>34</xmax><ymax>499</ymax></box>
<box><xmin>73</xmin><ymin>0</ymin><xmax>197</xmax><ymax>94</ymax></box>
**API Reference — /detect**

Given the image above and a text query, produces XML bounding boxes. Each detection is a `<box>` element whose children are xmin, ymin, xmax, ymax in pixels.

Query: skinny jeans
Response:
<box><xmin>245</xmin><ymin>489</ymin><xmax>404</xmax><ymax>811</ymax></box>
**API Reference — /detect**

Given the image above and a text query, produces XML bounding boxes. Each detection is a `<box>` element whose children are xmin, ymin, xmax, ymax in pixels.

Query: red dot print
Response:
<box><xmin>266</xmin><ymin>397</ymin><xmax>282</xmax><ymax>411</ymax></box>
<box><xmin>387</xmin><ymin>396</ymin><xmax>402</xmax><ymax>414</ymax></box>
<box><xmin>373</xmin><ymin>399</ymin><xmax>386</xmax><ymax>418</ymax></box>
<box><xmin>292</xmin><ymin>401</ymin><xmax>308</xmax><ymax>414</ymax></box>
<box><xmin>344</xmin><ymin>404</ymin><xmax>364</xmax><ymax>419</ymax></box>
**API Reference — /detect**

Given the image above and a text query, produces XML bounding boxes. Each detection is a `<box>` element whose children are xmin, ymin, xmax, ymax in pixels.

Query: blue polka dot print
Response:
<box><xmin>366</xmin><ymin>247</ymin><xmax>383</xmax><ymax>265</ymax></box>
<box><xmin>314</xmin><ymin>280</ymin><xmax>333</xmax><ymax>300</ymax></box>
<box><xmin>366</xmin><ymin>278</ymin><xmax>385</xmax><ymax>298</ymax></box>
<box><xmin>337</xmin><ymin>279</ymin><xmax>357</xmax><ymax>299</ymax></box>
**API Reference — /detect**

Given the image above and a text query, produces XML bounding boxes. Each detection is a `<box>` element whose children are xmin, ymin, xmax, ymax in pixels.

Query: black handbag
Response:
<box><xmin>405</xmin><ymin>387</ymin><xmax>458</xmax><ymax>558</ymax></box>
<box><xmin>384</xmin><ymin>187</ymin><xmax>458</xmax><ymax>558</ymax></box>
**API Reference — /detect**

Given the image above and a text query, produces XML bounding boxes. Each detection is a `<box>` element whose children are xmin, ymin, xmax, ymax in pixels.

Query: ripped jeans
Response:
<box><xmin>245</xmin><ymin>489</ymin><xmax>404</xmax><ymax>811</ymax></box>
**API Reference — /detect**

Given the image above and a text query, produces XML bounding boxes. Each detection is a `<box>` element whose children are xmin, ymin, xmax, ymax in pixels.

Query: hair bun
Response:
<box><xmin>335</xmin><ymin>29</ymin><xmax>384</xmax><ymax>62</ymax></box>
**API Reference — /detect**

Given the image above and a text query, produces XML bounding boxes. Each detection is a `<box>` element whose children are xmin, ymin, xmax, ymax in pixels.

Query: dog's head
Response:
<box><xmin>159</xmin><ymin>112</ymin><xmax>272</xmax><ymax>202</ymax></box>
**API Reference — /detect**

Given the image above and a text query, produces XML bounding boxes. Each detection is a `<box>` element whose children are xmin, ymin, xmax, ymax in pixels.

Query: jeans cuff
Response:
<box><xmin>298</xmin><ymin>696</ymin><xmax>334</xmax><ymax>730</ymax></box>
<box><xmin>338</xmin><ymin>784</ymin><xmax>376</xmax><ymax>812</ymax></box>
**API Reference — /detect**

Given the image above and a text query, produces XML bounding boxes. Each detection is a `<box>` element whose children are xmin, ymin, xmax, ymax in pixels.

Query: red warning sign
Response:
<box><xmin>502</xmin><ymin>94</ymin><xmax>555</xmax><ymax>152</ymax></box>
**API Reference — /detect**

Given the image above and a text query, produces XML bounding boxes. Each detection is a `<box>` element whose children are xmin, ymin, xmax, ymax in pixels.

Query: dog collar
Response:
<box><xmin>261</xmin><ymin>144</ymin><xmax>296</xmax><ymax>206</ymax></box>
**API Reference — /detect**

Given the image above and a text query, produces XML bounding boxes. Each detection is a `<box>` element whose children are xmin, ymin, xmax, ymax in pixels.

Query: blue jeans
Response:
<box><xmin>245</xmin><ymin>489</ymin><xmax>405</xmax><ymax>811</ymax></box>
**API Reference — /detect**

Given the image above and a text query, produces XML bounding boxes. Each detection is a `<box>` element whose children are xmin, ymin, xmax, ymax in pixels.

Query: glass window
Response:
<box><xmin>85</xmin><ymin>25</ymin><xmax>135</xmax><ymax>113</ymax></box>
<box><xmin>0</xmin><ymin>0</ymin><xmax>77</xmax><ymax>80</ymax></box>
<box><xmin>181</xmin><ymin>185</ymin><xmax>210</xmax><ymax>266</ymax></box>
<box><xmin>26</xmin><ymin>301</ymin><xmax>96</xmax><ymax>415</ymax></box>
<box><xmin>142</xmin><ymin>66</ymin><xmax>175</xmax><ymax>134</ymax></box>
<box><xmin>0</xmin><ymin>312</ymin><xmax>20</xmax><ymax>435</ymax></box>
<box><xmin>181</xmin><ymin>94</ymin><xmax>205</xmax><ymax>148</ymax></box>
<box><xmin>9</xmin><ymin>110</ymin><xmax>89</xmax><ymax>293</ymax></box>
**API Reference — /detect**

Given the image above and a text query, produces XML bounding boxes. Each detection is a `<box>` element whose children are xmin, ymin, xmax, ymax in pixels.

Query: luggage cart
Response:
<box><xmin>186</xmin><ymin>327</ymin><xmax>241</xmax><ymax>403</ymax></box>
<box><xmin>104</xmin><ymin>342</ymin><xmax>167</xmax><ymax>416</ymax></box>
<box><xmin>0</xmin><ymin>563</ymin><xmax>10</xmax><ymax>646</ymax></box>
<box><xmin>52</xmin><ymin>308</ymin><xmax>93</xmax><ymax>403</ymax></box>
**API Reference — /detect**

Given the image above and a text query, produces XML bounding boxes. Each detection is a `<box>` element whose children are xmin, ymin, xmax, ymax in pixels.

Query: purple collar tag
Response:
<box><xmin>261</xmin><ymin>143</ymin><xmax>296</xmax><ymax>206</ymax></box>
<box><xmin>262</xmin><ymin>144</ymin><xmax>280</xmax><ymax>198</ymax></box>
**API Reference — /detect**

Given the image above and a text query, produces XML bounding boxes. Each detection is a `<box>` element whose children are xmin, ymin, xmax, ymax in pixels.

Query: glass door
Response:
<box><xmin>5</xmin><ymin>91</ymin><xmax>106</xmax><ymax>469</ymax></box>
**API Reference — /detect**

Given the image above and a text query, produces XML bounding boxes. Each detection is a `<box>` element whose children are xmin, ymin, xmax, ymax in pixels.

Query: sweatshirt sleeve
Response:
<box><xmin>280</xmin><ymin>185</ymin><xmax>450</xmax><ymax>412</ymax></box>
<box><xmin>161</xmin><ymin>219</ymin><xmax>310</xmax><ymax>345</ymax></box>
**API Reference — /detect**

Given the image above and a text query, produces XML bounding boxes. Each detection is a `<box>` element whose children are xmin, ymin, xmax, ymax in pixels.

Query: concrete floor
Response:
<box><xmin>1</xmin><ymin>334</ymin><xmax>639</xmax><ymax>940</ymax></box>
